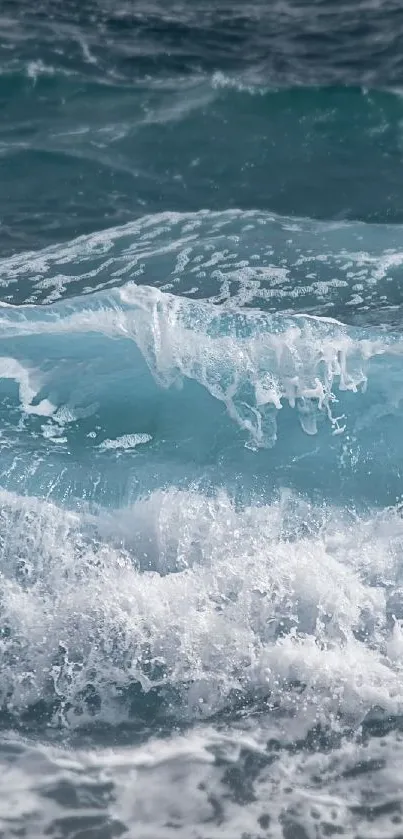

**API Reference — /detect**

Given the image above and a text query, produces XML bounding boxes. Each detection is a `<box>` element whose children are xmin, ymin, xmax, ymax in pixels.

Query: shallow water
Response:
<box><xmin>2</xmin><ymin>2</ymin><xmax>403</xmax><ymax>837</ymax></box>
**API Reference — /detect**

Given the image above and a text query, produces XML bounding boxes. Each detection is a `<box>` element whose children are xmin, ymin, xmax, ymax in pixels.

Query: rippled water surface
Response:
<box><xmin>2</xmin><ymin>2</ymin><xmax>403</xmax><ymax>837</ymax></box>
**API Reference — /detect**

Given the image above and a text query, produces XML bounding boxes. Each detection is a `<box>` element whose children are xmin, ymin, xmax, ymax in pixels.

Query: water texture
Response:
<box><xmin>1</xmin><ymin>2</ymin><xmax>403</xmax><ymax>837</ymax></box>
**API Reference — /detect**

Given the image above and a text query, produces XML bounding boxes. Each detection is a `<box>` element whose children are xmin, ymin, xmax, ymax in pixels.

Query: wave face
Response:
<box><xmin>2</xmin><ymin>237</ymin><xmax>403</xmax><ymax>839</ymax></box>
<box><xmin>3</xmin><ymin>2</ymin><xmax>403</xmax><ymax>838</ymax></box>
<box><xmin>3</xmin><ymin>83</ymin><xmax>403</xmax><ymax>256</ymax></box>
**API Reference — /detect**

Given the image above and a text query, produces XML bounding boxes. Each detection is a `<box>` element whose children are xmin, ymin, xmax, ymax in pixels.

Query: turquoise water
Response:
<box><xmin>2</xmin><ymin>2</ymin><xmax>403</xmax><ymax>837</ymax></box>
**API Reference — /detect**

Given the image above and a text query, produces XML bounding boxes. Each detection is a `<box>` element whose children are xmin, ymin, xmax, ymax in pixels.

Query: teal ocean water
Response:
<box><xmin>2</xmin><ymin>2</ymin><xmax>403</xmax><ymax>837</ymax></box>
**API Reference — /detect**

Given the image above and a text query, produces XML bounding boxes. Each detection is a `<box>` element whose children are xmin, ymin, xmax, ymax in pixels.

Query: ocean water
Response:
<box><xmin>2</xmin><ymin>1</ymin><xmax>403</xmax><ymax>837</ymax></box>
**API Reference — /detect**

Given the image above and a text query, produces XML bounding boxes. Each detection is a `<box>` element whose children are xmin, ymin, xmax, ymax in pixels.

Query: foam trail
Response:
<box><xmin>99</xmin><ymin>433</ymin><xmax>152</xmax><ymax>451</ymax></box>
<box><xmin>2</xmin><ymin>209</ymin><xmax>403</xmax><ymax>319</ymax></box>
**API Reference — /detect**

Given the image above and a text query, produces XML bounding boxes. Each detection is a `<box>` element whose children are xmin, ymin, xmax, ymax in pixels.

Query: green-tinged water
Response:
<box><xmin>2</xmin><ymin>2</ymin><xmax>403</xmax><ymax>838</ymax></box>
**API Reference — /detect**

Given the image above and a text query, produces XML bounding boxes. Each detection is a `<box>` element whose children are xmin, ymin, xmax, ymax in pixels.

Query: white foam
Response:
<box><xmin>0</xmin><ymin>487</ymin><xmax>403</xmax><ymax>729</ymax></box>
<box><xmin>1</xmin><ymin>208</ymin><xmax>403</xmax><ymax>316</ymax></box>
<box><xmin>4</xmin><ymin>720</ymin><xmax>403</xmax><ymax>839</ymax></box>
<box><xmin>211</xmin><ymin>71</ymin><xmax>267</xmax><ymax>95</ymax></box>
<box><xmin>0</xmin><ymin>284</ymin><xmax>399</xmax><ymax>445</ymax></box>
<box><xmin>117</xmin><ymin>285</ymin><xmax>398</xmax><ymax>445</ymax></box>
<box><xmin>0</xmin><ymin>357</ymin><xmax>54</xmax><ymax>417</ymax></box>
<box><xmin>1</xmin><ymin>483</ymin><xmax>403</xmax><ymax>836</ymax></box>
<box><xmin>99</xmin><ymin>433</ymin><xmax>152</xmax><ymax>451</ymax></box>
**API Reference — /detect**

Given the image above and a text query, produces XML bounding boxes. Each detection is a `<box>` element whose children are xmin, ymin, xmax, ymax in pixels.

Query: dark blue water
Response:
<box><xmin>2</xmin><ymin>2</ymin><xmax>403</xmax><ymax>837</ymax></box>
